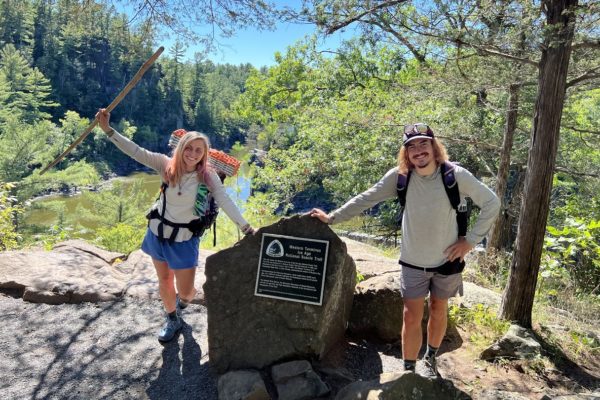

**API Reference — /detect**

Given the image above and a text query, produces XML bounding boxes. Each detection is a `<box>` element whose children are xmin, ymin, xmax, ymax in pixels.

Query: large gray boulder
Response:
<box><xmin>0</xmin><ymin>240</ymin><xmax>126</xmax><ymax>303</ymax></box>
<box><xmin>348</xmin><ymin>272</ymin><xmax>404</xmax><ymax>342</ymax></box>
<box><xmin>204</xmin><ymin>215</ymin><xmax>356</xmax><ymax>373</ymax></box>
<box><xmin>0</xmin><ymin>239</ymin><xmax>213</xmax><ymax>304</ymax></box>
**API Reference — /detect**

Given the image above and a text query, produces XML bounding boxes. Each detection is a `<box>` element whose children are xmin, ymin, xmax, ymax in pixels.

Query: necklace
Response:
<box><xmin>177</xmin><ymin>173</ymin><xmax>196</xmax><ymax>196</ymax></box>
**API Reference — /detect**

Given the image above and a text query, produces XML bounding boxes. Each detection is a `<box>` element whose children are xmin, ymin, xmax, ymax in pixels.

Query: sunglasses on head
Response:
<box><xmin>404</xmin><ymin>123</ymin><xmax>432</xmax><ymax>135</ymax></box>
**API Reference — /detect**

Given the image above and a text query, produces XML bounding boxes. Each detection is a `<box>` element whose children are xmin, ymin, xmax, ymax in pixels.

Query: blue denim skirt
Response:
<box><xmin>141</xmin><ymin>228</ymin><xmax>200</xmax><ymax>270</ymax></box>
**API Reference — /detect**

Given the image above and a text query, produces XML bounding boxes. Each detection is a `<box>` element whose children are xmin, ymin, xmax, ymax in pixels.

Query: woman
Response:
<box><xmin>96</xmin><ymin>108</ymin><xmax>255</xmax><ymax>343</ymax></box>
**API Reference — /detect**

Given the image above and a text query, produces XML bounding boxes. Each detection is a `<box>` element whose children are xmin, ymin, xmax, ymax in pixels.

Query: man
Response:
<box><xmin>309</xmin><ymin>123</ymin><xmax>500</xmax><ymax>378</ymax></box>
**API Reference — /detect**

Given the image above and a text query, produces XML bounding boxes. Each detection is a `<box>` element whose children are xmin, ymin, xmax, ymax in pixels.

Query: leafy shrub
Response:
<box><xmin>0</xmin><ymin>182</ymin><xmax>22</xmax><ymax>250</ymax></box>
<box><xmin>448</xmin><ymin>304</ymin><xmax>509</xmax><ymax>347</ymax></box>
<box><xmin>96</xmin><ymin>223</ymin><xmax>145</xmax><ymax>254</ymax></box>
<box><xmin>542</xmin><ymin>218</ymin><xmax>600</xmax><ymax>295</ymax></box>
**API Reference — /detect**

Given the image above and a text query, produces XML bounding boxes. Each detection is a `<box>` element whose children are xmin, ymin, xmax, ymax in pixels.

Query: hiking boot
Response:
<box><xmin>157</xmin><ymin>314</ymin><xmax>182</xmax><ymax>343</ymax></box>
<box><xmin>416</xmin><ymin>358</ymin><xmax>440</xmax><ymax>379</ymax></box>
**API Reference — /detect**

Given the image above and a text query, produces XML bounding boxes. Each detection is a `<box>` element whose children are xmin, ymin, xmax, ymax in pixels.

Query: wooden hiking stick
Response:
<box><xmin>40</xmin><ymin>46</ymin><xmax>165</xmax><ymax>175</ymax></box>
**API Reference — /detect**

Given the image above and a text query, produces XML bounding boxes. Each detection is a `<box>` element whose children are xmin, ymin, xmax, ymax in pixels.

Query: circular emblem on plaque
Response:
<box><xmin>266</xmin><ymin>239</ymin><xmax>284</xmax><ymax>257</ymax></box>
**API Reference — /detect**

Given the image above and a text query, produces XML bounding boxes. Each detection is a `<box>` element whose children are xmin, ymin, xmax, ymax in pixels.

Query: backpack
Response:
<box><xmin>193</xmin><ymin>172</ymin><xmax>225</xmax><ymax>246</ymax></box>
<box><xmin>146</xmin><ymin>173</ymin><xmax>223</xmax><ymax>245</ymax></box>
<box><xmin>164</xmin><ymin>129</ymin><xmax>242</xmax><ymax>245</ymax></box>
<box><xmin>396</xmin><ymin>161</ymin><xmax>469</xmax><ymax>237</ymax></box>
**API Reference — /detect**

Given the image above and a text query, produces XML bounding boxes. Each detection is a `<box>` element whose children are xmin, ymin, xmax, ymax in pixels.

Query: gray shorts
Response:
<box><xmin>400</xmin><ymin>266</ymin><xmax>463</xmax><ymax>299</ymax></box>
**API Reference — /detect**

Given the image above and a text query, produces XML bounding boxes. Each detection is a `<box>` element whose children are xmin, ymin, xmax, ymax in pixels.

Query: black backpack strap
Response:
<box><xmin>157</xmin><ymin>182</ymin><xmax>169</xmax><ymax>242</ymax></box>
<box><xmin>396</xmin><ymin>170</ymin><xmax>411</xmax><ymax>207</ymax></box>
<box><xmin>213</xmin><ymin>222</ymin><xmax>217</xmax><ymax>247</ymax></box>
<box><xmin>441</xmin><ymin>161</ymin><xmax>468</xmax><ymax>237</ymax></box>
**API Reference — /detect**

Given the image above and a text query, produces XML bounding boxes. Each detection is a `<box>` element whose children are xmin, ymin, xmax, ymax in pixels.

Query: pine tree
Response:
<box><xmin>0</xmin><ymin>44</ymin><xmax>56</xmax><ymax>124</ymax></box>
<box><xmin>0</xmin><ymin>0</ymin><xmax>34</xmax><ymax>54</ymax></box>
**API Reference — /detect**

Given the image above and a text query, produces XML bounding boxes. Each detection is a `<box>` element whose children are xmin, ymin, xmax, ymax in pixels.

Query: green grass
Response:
<box><xmin>448</xmin><ymin>303</ymin><xmax>510</xmax><ymax>349</ymax></box>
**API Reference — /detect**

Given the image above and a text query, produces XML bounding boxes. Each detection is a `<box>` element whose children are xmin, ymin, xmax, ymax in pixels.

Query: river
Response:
<box><xmin>23</xmin><ymin>167</ymin><xmax>252</xmax><ymax>238</ymax></box>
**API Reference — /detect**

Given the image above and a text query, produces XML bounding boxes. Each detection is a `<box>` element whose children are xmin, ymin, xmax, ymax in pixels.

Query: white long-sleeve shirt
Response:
<box><xmin>329</xmin><ymin>164</ymin><xmax>500</xmax><ymax>269</ymax></box>
<box><xmin>108</xmin><ymin>130</ymin><xmax>249</xmax><ymax>242</ymax></box>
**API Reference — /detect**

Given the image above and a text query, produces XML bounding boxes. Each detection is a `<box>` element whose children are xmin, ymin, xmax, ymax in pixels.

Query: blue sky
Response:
<box><xmin>202</xmin><ymin>23</ymin><xmax>323</xmax><ymax>67</ymax></box>
<box><xmin>177</xmin><ymin>21</ymin><xmax>348</xmax><ymax>67</ymax></box>
<box><xmin>116</xmin><ymin>2</ymin><xmax>351</xmax><ymax>67</ymax></box>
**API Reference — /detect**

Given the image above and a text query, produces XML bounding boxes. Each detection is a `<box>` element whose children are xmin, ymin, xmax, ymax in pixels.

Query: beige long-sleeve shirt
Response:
<box><xmin>108</xmin><ymin>130</ymin><xmax>249</xmax><ymax>242</ymax></box>
<box><xmin>329</xmin><ymin>164</ymin><xmax>500</xmax><ymax>269</ymax></box>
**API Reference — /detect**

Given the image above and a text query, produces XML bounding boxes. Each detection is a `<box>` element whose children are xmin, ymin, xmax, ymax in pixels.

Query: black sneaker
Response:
<box><xmin>416</xmin><ymin>358</ymin><xmax>440</xmax><ymax>379</ymax></box>
<box><xmin>157</xmin><ymin>315</ymin><xmax>182</xmax><ymax>343</ymax></box>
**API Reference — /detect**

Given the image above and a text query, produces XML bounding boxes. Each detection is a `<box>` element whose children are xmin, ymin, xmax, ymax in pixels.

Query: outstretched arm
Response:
<box><xmin>309</xmin><ymin>167</ymin><xmax>399</xmax><ymax>225</ymax></box>
<box><xmin>95</xmin><ymin>108</ymin><xmax>169</xmax><ymax>174</ymax></box>
<box><xmin>206</xmin><ymin>170</ymin><xmax>255</xmax><ymax>235</ymax></box>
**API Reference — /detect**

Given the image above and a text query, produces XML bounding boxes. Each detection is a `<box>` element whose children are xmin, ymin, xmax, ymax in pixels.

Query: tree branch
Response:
<box><xmin>323</xmin><ymin>0</ymin><xmax>409</xmax><ymax>34</ymax></box>
<box><xmin>562</xmin><ymin>125</ymin><xmax>600</xmax><ymax>135</ymax></box>
<box><xmin>371</xmin><ymin>18</ymin><xmax>427</xmax><ymax>63</ymax></box>
<box><xmin>555</xmin><ymin>166</ymin><xmax>600</xmax><ymax>178</ymax></box>
<box><xmin>452</xmin><ymin>39</ymin><xmax>539</xmax><ymax>67</ymax></box>
<box><xmin>566</xmin><ymin>65</ymin><xmax>600</xmax><ymax>88</ymax></box>
<box><xmin>571</xmin><ymin>39</ymin><xmax>600</xmax><ymax>50</ymax></box>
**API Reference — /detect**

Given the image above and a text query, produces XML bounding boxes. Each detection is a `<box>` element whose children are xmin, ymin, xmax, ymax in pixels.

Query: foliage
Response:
<box><xmin>541</xmin><ymin>218</ymin><xmax>600</xmax><ymax>295</ymax></box>
<box><xmin>75</xmin><ymin>179</ymin><xmax>154</xmax><ymax>228</ymax></box>
<box><xmin>0</xmin><ymin>44</ymin><xmax>56</xmax><ymax>124</ymax></box>
<box><xmin>16</xmin><ymin>160</ymin><xmax>101</xmax><ymax>201</ymax></box>
<box><xmin>448</xmin><ymin>304</ymin><xmax>510</xmax><ymax>348</ymax></box>
<box><xmin>462</xmin><ymin>249</ymin><xmax>512</xmax><ymax>290</ymax></box>
<box><xmin>0</xmin><ymin>182</ymin><xmax>22</xmax><ymax>250</ymax></box>
<box><xmin>235</xmin><ymin>39</ymin><xmax>506</xmax><ymax>229</ymax></box>
<box><xmin>568</xmin><ymin>329</ymin><xmax>600</xmax><ymax>356</ymax></box>
<box><xmin>39</xmin><ymin>225</ymin><xmax>72</xmax><ymax>251</ymax></box>
<box><xmin>103</xmin><ymin>0</ymin><xmax>279</xmax><ymax>45</ymax></box>
<box><xmin>96</xmin><ymin>222</ymin><xmax>146</xmax><ymax>254</ymax></box>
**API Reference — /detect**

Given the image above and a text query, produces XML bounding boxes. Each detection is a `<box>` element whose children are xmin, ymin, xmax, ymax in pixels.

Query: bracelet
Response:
<box><xmin>105</xmin><ymin>128</ymin><xmax>115</xmax><ymax>137</ymax></box>
<box><xmin>327</xmin><ymin>214</ymin><xmax>335</xmax><ymax>225</ymax></box>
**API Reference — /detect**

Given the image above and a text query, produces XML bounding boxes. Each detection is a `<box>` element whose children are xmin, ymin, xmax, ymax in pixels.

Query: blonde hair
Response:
<box><xmin>164</xmin><ymin>131</ymin><xmax>211</xmax><ymax>185</ymax></box>
<box><xmin>397</xmin><ymin>138</ymin><xmax>449</xmax><ymax>174</ymax></box>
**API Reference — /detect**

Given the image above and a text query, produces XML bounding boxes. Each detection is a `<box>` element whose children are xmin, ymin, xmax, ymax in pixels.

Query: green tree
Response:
<box><xmin>0</xmin><ymin>43</ymin><xmax>56</xmax><ymax>124</ymax></box>
<box><xmin>75</xmin><ymin>179</ymin><xmax>153</xmax><ymax>228</ymax></box>
<box><xmin>288</xmin><ymin>0</ymin><xmax>600</xmax><ymax>328</ymax></box>
<box><xmin>0</xmin><ymin>0</ymin><xmax>34</xmax><ymax>52</ymax></box>
<box><xmin>0</xmin><ymin>182</ymin><xmax>22</xmax><ymax>250</ymax></box>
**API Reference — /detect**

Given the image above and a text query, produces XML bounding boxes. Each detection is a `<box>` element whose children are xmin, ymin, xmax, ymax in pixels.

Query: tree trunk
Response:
<box><xmin>499</xmin><ymin>0</ymin><xmax>577</xmax><ymax>327</ymax></box>
<box><xmin>489</xmin><ymin>83</ymin><xmax>520</xmax><ymax>250</ymax></box>
<box><xmin>501</xmin><ymin>166</ymin><xmax>525</xmax><ymax>250</ymax></box>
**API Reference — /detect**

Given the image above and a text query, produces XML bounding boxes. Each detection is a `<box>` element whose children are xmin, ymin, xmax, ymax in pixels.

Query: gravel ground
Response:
<box><xmin>0</xmin><ymin>295</ymin><xmax>216</xmax><ymax>400</ymax></box>
<box><xmin>0</xmin><ymin>293</ymin><xmax>410</xmax><ymax>400</ymax></box>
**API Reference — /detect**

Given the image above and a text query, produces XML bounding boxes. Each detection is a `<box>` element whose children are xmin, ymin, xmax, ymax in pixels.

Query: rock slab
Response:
<box><xmin>204</xmin><ymin>215</ymin><xmax>356</xmax><ymax>373</ymax></box>
<box><xmin>334</xmin><ymin>371</ymin><xmax>470</xmax><ymax>400</ymax></box>
<box><xmin>271</xmin><ymin>360</ymin><xmax>329</xmax><ymax>400</ymax></box>
<box><xmin>217</xmin><ymin>370</ymin><xmax>270</xmax><ymax>400</ymax></box>
<box><xmin>0</xmin><ymin>239</ymin><xmax>212</xmax><ymax>304</ymax></box>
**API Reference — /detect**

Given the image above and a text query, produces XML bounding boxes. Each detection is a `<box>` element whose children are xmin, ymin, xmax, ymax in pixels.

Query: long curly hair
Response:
<box><xmin>397</xmin><ymin>138</ymin><xmax>449</xmax><ymax>174</ymax></box>
<box><xmin>164</xmin><ymin>131</ymin><xmax>211</xmax><ymax>185</ymax></box>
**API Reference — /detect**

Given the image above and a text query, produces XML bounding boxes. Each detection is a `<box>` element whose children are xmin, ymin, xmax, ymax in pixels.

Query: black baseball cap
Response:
<box><xmin>403</xmin><ymin>123</ymin><xmax>434</xmax><ymax>146</ymax></box>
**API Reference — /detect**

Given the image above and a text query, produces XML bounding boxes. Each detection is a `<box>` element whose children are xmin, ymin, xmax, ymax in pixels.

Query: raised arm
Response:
<box><xmin>96</xmin><ymin>108</ymin><xmax>169</xmax><ymax>174</ymax></box>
